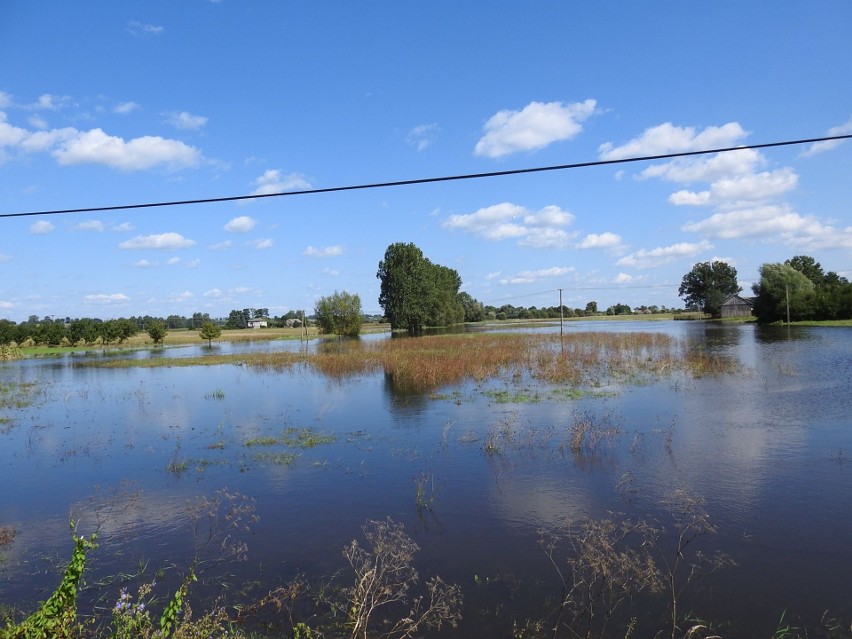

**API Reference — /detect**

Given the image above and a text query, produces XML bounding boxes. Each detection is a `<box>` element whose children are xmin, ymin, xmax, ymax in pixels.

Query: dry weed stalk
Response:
<box><xmin>343</xmin><ymin>517</ymin><xmax>461</xmax><ymax>639</ymax></box>
<box><xmin>187</xmin><ymin>488</ymin><xmax>259</xmax><ymax>570</ymax></box>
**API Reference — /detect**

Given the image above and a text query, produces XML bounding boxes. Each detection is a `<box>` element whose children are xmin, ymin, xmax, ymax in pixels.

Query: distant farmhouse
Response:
<box><xmin>720</xmin><ymin>294</ymin><xmax>754</xmax><ymax>319</ymax></box>
<box><xmin>247</xmin><ymin>318</ymin><xmax>268</xmax><ymax>329</ymax></box>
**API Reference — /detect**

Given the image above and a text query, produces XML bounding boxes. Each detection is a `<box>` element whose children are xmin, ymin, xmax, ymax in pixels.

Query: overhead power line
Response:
<box><xmin>2</xmin><ymin>133</ymin><xmax>850</xmax><ymax>220</ymax></box>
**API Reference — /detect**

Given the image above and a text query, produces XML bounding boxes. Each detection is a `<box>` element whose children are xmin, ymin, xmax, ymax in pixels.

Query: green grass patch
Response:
<box><xmin>253</xmin><ymin>452</ymin><xmax>299</xmax><ymax>466</ymax></box>
<box><xmin>244</xmin><ymin>436</ymin><xmax>279</xmax><ymax>447</ymax></box>
<box><xmin>282</xmin><ymin>427</ymin><xmax>336</xmax><ymax>448</ymax></box>
<box><xmin>484</xmin><ymin>388</ymin><xmax>542</xmax><ymax>404</ymax></box>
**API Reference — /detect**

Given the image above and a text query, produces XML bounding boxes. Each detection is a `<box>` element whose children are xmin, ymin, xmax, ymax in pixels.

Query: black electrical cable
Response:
<box><xmin>1</xmin><ymin>134</ymin><xmax>850</xmax><ymax>219</ymax></box>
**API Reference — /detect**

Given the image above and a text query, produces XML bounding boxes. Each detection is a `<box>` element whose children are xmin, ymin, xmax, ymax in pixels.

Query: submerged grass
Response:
<box><xmin>79</xmin><ymin>331</ymin><xmax>740</xmax><ymax>393</ymax></box>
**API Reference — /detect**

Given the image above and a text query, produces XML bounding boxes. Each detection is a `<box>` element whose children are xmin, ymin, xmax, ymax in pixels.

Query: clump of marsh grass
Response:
<box><xmin>568</xmin><ymin>410</ymin><xmax>622</xmax><ymax>455</ymax></box>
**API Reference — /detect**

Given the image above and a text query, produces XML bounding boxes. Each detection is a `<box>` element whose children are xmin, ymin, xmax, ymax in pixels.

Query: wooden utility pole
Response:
<box><xmin>558</xmin><ymin>288</ymin><xmax>564</xmax><ymax>337</ymax></box>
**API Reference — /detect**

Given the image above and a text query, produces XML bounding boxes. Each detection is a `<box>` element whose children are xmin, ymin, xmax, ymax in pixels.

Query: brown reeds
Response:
<box><xmin>83</xmin><ymin>331</ymin><xmax>739</xmax><ymax>392</ymax></box>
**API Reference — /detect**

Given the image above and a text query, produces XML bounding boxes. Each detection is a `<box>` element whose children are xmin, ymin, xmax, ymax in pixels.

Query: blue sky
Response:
<box><xmin>1</xmin><ymin>2</ymin><xmax>851</xmax><ymax>321</ymax></box>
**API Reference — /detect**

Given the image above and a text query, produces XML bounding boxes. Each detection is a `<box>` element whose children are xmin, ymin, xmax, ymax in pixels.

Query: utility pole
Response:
<box><xmin>785</xmin><ymin>283</ymin><xmax>790</xmax><ymax>325</ymax></box>
<box><xmin>558</xmin><ymin>288</ymin><xmax>564</xmax><ymax>337</ymax></box>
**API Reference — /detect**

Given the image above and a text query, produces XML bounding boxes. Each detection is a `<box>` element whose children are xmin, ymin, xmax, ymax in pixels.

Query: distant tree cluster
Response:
<box><xmin>377</xmin><ymin>243</ymin><xmax>465</xmax><ymax>334</ymax></box>
<box><xmin>752</xmin><ymin>255</ymin><xmax>852</xmax><ymax>323</ymax></box>
<box><xmin>678</xmin><ymin>255</ymin><xmax>852</xmax><ymax>323</ymax></box>
<box><xmin>0</xmin><ymin>316</ymin><xmax>140</xmax><ymax>347</ymax></box>
<box><xmin>314</xmin><ymin>291</ymin><xmax>363</xmax><ymax>337</ymax></box>
<box><xmin>678</xmin><ymin>261</ymin><xmax>741</xmax><ymax>318</ymax></box>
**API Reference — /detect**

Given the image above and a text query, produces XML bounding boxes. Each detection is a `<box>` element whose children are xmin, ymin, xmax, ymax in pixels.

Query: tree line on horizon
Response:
<box><xmin>3</xmin><ymin>250</ymin><xmax>850</xmax><ymax>348</ymax></box>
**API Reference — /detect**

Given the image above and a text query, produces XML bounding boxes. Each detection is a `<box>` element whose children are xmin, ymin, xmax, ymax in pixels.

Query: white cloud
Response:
<box><xmin>28</xmin><ymin>114</ymin><xmax>48</xmax><ymax>129</ymax></box>
<box><xmin>53</xmin><ymin>128</ymin><xmax>201</xmax><ymax>171</ymax></box>
<box><xmin>0</xmin><ymin>300</ymin><xmax>14</xmax><ymax>309</ymax></box>
<box><xmin>169</xmin><ymin>291</ymin><xmax>194</xmax><ymax>301</ymax></box>
<box><xmin>209</xmin><ymin>240</ymin><xmax>232</xmax><ymax>250</ymax></box>
<box><xmin>112</xmin><ymin>222</ymin><xmax>134</xmax><ymax>232</ymax></box>
<box><xmin>616</xmin><ymin>240</ymin><xmax>712</xmax><ymax>269</ymax></box>
<box><xmin>0</xmin><ymin>92</ymin><xmax>11</xmax><ymax>108</ymax></box>
<box><xmin>75</xmin><ymin>220</ymin><xmax>105</xmax><ymax>232</ymax></box>
<box><xmin>575</xmin><ymin>232</ymin><xmax>622</xmax><ymax>250</ymax></box>
<box><xmin>29</xmin><ymin>220</ymin><xmax>55</xmax><ymax>234</ymax></box>
<box><xmin>322</xmin><ymin>267</ymin><xmax>340</xmax><ymax>276</ymax></box>
<box><xmin>204</xmin><ymin>288</ymin><xmax>223</xmax><ymax>298</ymax></box>
<box><xmin>304</xmin><ymin>245</ymin><xmax>344</xmax><ymax>258</ymax></box>
<box><xmin>167</xmin><ymin>111</ymin><xmax>208</xmax><ymax>130</ymax></box>
<box><xmin>443</xmin><ymin>202</ymin><xmax>576</xmax><ymax>248</ymax></box>
<box><xmin>119</xmin><ymin>232</ymin><xmax>196</xmax><ymax>249</ymax></box>
<box><xmin>224</xmin><ymin>216</ymin><xmax>257</xmax><ymax>233</ymax></box>
<box><xmin>114</xmin><ymin>101</ymin><xmax>140</xmax><ymax>114</ymax></box>
<box><xmin>669</xmin><ymin>168</ymin><xmax>798</xmax><ymax>208</ymax></box>
<box><xmin>84</xmin><ymin>293</ymin><xmax>130</xmax><ymax>304</ymax></box>
<box><xmin>599</xmin><ymin>122</ymin><xmax>748</xmax><ymax>161</ymax></box>
<box><xmin>801</xmin><ymin>116</ymin><xmax>852</xmax><ymax>157</ymax></box>
<box><xmin>186</xmin><ymin>258</ymin><xmax>201</xmax><ymax>269</ymax></box>
<box><xmin>639</xmin><ymin>147</ymin><xmax>763</xmax><ymax>184</ymax></box>
<box><xmin>250</xmin><ymin>238</ymin><xmax>274</xmax><ymax>249</ymax></box>
<box><xmin>167</xmin><ymin>256</ymin><xmax>181</xmax><ymax>265</ymax></box>
<box><xmin>251</xmin><ymin>169</ymin><xmax>311</xmax><ymax>195</ymax></box>
<box><xmin>127</xmin><ymin>21</ymin><xmax>163</xmax><ymax>36</ymax></box>
<box><xmin>133</xmin><ymin>259</ymin><xmax>157</xmax><ymax>268</ymax></box>
<box><xmin>33</xmin><ymin>94</ymin><xmax>71</xmax><ymax>111</ymax></box>
<box><xmin>0</xmin><ymin>253</ymin><xmax>11</xmax><ymax>263</ymax></box>
<box><xmin>475</xmin><ymin>99</ymin><xmax>596</xmax><ymax>158</ymax></box>
<box><xmin>406</xmin><ymin>123</ymin><xmax>439</xmax><ymax>151</ymax></box>
<box><xmin>614</xmin><ymin>273</ymin><xmax>634</xmax><ymax>283</ymax></box>
<box><xmin>499</xmin><ymin>266</ymin><xmax>574</xmax><ymax>285</ymax></box>
<box><xmin>681</xmin><ymin>204</ymin><xmax>845</xmax><ymax>244</ymax></box>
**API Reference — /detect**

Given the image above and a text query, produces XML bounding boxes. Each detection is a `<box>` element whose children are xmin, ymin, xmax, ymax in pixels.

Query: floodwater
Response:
<box><xmin>1</xmin><ymin>321</ymin><xmax>850</xmax><ymax>638</ymax></box>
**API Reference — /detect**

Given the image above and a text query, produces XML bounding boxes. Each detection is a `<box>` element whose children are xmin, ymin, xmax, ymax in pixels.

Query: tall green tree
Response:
<box><xmin>146</xmin><ymin>319</ymin><xmax>168</xmax><ymax>345</ymax></box>
<box><xmin>377</xmin><ymin>243</ymin><xmax>464</xmax><ymax>334</ymax></box>
<box><xmin>678</xmin><ymin>261</ymin><xmax>741</xmax><ymax>317</ymax></box>
<box><xmin>199</xmin><ymin>319</ymin><xmax>222</xmax><ymax>346</ymax></box>
<box><xmin>377</xmin><ymin>243</ymin><xmax>434</xmax><ymax>334</ymax></box>
<box><xmin>752</xmin><ymin>263</ymin><xmax>815</xmax><ymax>323</ymax></box>
<box><xmin>314</xmin><ymin>291</ymin><xmax>363</xmax><ymax>337</ymax></box>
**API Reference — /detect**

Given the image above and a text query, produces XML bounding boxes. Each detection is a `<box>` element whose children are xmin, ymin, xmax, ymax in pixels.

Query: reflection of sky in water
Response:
<box><xmin>1</xmin><ymin>323</ymin><xmax>850</xmax><ymax>637</ymax></box>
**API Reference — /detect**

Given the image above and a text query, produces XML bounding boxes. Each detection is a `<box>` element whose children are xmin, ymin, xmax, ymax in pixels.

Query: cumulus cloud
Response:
<box><xmin>133</xmin><ymin>259</ymin><xmax>157</xmax><ymax>268</ymax></box>
<box><xmin>599</xmin><ymin>122</ymin><xmax>748</xmax><ymax>161</ymax></box>
<box><xmin>84</xmin><ymin>293</ymin><xmax>130</xmax><ymax>304</ymax></box>
<box><xmin>614</xmin><ymin>273</ymin><xmax>635</xmax><ymax>283</ymax></box>
<box><xmin>53</xmin><ymin>128</ymin><xmax>202</xmax><ymax>171</ymax></box>
<box><xmin>304</xmin><ymin>245</ymin><xmax>344</xmax><ymax>258</ymax></box>
<box><xmin>127</xmin><ymin>21</ymin><xmax>163</xmax><ymax>36</ymax></box>
<box><xmin>249</xmin><ymin>238</ymin><xmax>274</xmax><ymax>249</ymax></box>
<box><xmin>224</xmin><ymin>216</ymin><xmax>257</xmax><ymax>233</ymax></box>
<box><xmin>209</xmin><ymin>240</ymin><xmax>232</xmax><ymax>250</ymax></box>
<box><xmin>407</xmin><ymin>123</ymin><xmax>439</xmax><ymax>151</ymax></box>
<box><xmin>474</xmin><ymin>99</ymin><xmax>596</xmax><ymax>158</ymax></box>
<box><xmin>204</xmin><ymin>288</ymin><xmax>223</xmax><ymax>298</ymax></box>
<box><xmin>443</xmin><ymin>202</ymin><xmax>577</xmax><ymax>248</ymax></box>
<box><xmin>186</xmin><ymin>258</ymin><xmax>201</xmax><ymax>269</ymax></box>
<box><xmin>251</xmin><ymin>169</ymin><xmax>311</xmax><ymax>195</ymax></box>
<box><xmin>29</xmin><ymin>220</ymin><xmax>55</xmax><ymax>234</ymax></box>
<box><xmin>499</xmin><ymin>266</ymin><xmax>574</xmax><ymax>285</ymax></box>
<box><xmin>668</xmin><ymin>168</ymin><xmax>798</xmax><ymax>207</ymax></box>
<box><xmin>75</xmin><ymin>220</ymin><xmax>105</xmax><ymax>232</ymax></box>
<box><xmin>169</xmin><ymin>291</ymin><xmax>194</xmax><ymax>301</ymax></box>
<box><xmin>167</xmin><ymin>257</ymin><xmax>181</xmax><ymax>265</ymax></box>
<box><xmin>33</xmin><ymin>94</ymin><xmax>71</xmax><ymax>111</ymax></box>
<box><xmin>166</xmin><ymin>111</ymin><xmax>208</xmax><ymax>130</ymax></box>
<box><xmin>112</xmin><ymin>222</ymin><xmax>134</xmax><ymax>232</ymax></box>
<box><xmin>575</xmin><ymin>232</ymin><xmax>623</xmax><ymax>250</ymax></box>
<box><xmin>114</xmin><ymin>101</ymin><xmax>140</xmax><ymax>114</ymax></box>
<box><xmin>119</xmin><ymin>232</ymin><xmax>196</xmax><ymax>249</ymax></box>
<box><xmin>801</xmin><ymin>116</ymin><xmax>852</xmax><ymax>157</ymax></box>
<box><xmin>680</xmin><ymin>204</ymin><xmax>848</xmax><ymax>243</ymax></box>
<box><xmin>616</xmin><ymin>240</ymin><xmax>712</xmax><ymax>269</ymax></box>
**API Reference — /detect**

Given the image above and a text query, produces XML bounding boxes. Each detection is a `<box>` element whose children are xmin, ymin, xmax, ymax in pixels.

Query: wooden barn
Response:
<box><xmin>720</xmin><ymin>294</ymin><xmax>753</xmax><ymax>318</ymax></box>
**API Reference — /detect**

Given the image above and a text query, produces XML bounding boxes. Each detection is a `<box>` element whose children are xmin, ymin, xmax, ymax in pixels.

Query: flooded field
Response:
<box><xmin>1</xmin><ymin>321</ymin><xmax>850</xmax><ymax>638</ymax></box>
